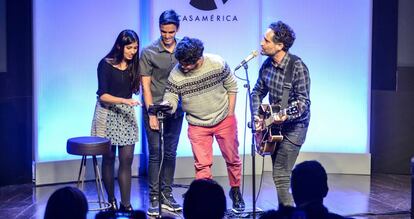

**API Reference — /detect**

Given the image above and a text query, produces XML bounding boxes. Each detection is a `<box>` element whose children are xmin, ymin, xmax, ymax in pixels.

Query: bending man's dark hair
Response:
<box><xmin>175</xmin><ymin>37</ymin><xmax>204</xmax><ymax>64</ymax></box>
<box><xmin>159</xmin><ymin>9</ymin><xmax>180</xmax><ymax>28</ymax></box>
<box><xmin>268</xmin><ymin>21</ymin><xmax>296</xmax><ymax>51</ymax></box>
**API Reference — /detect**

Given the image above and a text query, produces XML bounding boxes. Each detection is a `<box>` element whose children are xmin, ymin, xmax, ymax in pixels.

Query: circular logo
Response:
<box><xmin>190</xmin><ymin>0</ymin><xmax>229</xmax><ymax>11</ymax></box>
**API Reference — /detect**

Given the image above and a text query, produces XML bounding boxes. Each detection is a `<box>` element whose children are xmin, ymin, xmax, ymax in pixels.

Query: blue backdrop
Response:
<box><xmin>34</xmin><ymin>0</ymin><xmax>371</xmax><ymax>162</ymax></box>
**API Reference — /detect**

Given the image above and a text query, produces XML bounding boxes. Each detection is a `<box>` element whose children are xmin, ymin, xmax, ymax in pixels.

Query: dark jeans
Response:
<box><xmin>271</xmin><ymin>122</ymin><xmax>308</xmax><ymax>206</ymax></box>
<box><xmin>143</xmin><ymin>109</ymin><xmax>184</xmax><ymax>198</ymax></box>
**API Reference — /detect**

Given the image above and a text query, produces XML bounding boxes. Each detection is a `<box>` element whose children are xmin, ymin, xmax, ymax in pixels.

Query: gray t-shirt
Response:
<box><xmin>139</xmin><ymin>38</ymin><xmax>179</xmax><ymax>104</ymax></box>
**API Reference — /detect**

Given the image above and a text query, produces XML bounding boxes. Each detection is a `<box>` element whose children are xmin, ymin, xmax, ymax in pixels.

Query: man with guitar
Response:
<box><xmin>251</xmin><ymin>21</ymin><xmax>311</xmax><ymax>207</ymax></box>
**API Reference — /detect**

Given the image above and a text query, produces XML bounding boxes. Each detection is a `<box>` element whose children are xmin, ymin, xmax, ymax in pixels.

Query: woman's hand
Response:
<box><xmin>122</xmin><ymin>98</ymin><xmax>142</xmax><ymax>107</ymax></box>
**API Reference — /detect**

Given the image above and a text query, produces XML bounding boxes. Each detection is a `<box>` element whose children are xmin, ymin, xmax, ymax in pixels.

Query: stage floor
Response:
<box><xmin>0</xmin><ymin>172</ymin><xmax>411</xmax><ymax>218</ymax></box>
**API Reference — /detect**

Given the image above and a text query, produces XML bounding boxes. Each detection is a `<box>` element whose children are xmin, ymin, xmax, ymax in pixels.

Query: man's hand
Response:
<box><xmin>149</xmin><ymin>115</ymin><xmax>159</xmax><ymax>130</ymax></box>
<box><xmin>160</xmin><ymin>100</ymin><xmax>172</xmax><ymax>106</ymax></box>
<box><xmin>272</xmin><ymin>113</ymin><xmax>287</xmax><ymax>125</ymax></box>
<box><xmin>148</xmin><ymin>101</ymin><xmax>171</xmax><ymax>130</ymax></box>
<box><xmin>254</xmin><ymin>115</ymin><xmax>264</xmax><ymax>131</ymax></box>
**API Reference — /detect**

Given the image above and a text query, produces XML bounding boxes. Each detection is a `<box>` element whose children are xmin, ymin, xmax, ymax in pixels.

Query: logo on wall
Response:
<box><xmin>190</xmin><ymin>0</ymin><xmax>229</xmax><ymax>11</ymax></box>
<box><xmin>182</xmin><ymin>0</ymin><xmax>237</xmax><ymax>22</ymax></box>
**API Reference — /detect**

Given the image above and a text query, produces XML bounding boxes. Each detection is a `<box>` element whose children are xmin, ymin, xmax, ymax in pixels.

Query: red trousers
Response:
<box><xmin>188</xmin><ymin>115</ymin><xmax>241</xmax><ymax>187</ymax></box>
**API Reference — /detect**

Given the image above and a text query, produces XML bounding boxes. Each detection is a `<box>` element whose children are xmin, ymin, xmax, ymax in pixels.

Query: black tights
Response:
<box><xmin>102</xmin><ymin>144</ymin><xmax>135</xmax><ymax>206</ymax></box>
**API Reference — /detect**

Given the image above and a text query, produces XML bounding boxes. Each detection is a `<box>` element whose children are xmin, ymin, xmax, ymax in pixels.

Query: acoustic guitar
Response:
<box><xmin>254</xmin><ymin>101</ymin><xmax>300</xmax><ymax>156</ymax></box>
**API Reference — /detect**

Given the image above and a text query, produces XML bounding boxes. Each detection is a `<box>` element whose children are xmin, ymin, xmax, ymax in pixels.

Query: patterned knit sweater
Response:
<box><xmin>163</xmin><ymin>54</ymin><xmax>238</xmax><ymax>127</ymax></box>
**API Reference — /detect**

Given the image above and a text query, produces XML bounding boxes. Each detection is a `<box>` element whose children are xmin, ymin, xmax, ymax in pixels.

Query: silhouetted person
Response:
<box><xmin>44</xmin><ymin>186</ymin><xmax>88</xmax><ymax>219</ymax></box>
<box><xmin>291</xmin><ymin>160</ymin><xmax>354</xmax><ymax>219</ymax></box>
<box><xmin>260</xmin><ymin>205</ymin><xmax>306</xmax><ymax>219</ymax></box>
<box><xmin>183</xmin><ymin>178</ymin><xmax>226</xmax><ymax>219</ymax></box>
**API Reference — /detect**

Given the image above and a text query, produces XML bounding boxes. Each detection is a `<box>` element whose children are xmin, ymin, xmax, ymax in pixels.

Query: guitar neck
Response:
<box><xmin>263</xmin><ymin>109</ymin><xmax>285</xmax><ymax>127</ymax></box>
<box><xmin>262</xmin><ymin>103</ymin><xmax>300</xmax><ymax>127</ymax></box>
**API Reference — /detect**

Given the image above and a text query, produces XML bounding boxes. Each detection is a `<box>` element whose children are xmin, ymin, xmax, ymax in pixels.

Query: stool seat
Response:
<box><xmin>67</xmin><ymin>136</ymin><xmax>111</xmax><ymax>156</ymax></box>
<box><xmin>66</xmin><ymin>136</ymin><xmax>111</xmax><ymax>211</ymax></box>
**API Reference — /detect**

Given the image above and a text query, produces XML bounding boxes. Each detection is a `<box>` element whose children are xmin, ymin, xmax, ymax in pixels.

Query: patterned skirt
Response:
<box><xmin>91</xmin><ymin>100</ymin><xmax>138</xmax><ymax>146</ymax></box>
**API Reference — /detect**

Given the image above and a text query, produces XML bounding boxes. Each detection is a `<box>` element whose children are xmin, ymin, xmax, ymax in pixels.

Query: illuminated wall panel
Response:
<box><xmin>34</xmin><ymin>0</ymin><xmax>140</xmax><ymax>162</ymax></box>
<box><xmin>34</xmin><ymin>0</ymin><xmax>371</xmax><ymax>164</ymax></box>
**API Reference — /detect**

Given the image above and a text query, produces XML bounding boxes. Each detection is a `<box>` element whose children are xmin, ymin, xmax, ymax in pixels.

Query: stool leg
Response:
<box><xmin>95</xmin><ymin>160</ymin><xmax>107</xmax><ymax>205</ymax></box>
<box><xmin>77</xmin><ymin>156</ymin><xmax>87</xmax><ymax>190</ymax></box>
<box><xmin>93</xmin><ymin>155</ymin><xmax>106</xmax><ymax>208</ymax></box>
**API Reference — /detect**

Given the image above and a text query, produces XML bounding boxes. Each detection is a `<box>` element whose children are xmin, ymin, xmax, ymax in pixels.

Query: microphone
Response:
<box><xmin>234</xmin><ymin>50</ymin><xmax>259</xmax><ymax>71</ymax></box>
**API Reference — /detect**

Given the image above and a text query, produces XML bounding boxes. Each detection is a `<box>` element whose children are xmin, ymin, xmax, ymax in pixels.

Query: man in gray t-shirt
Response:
<box><xmin>139</xmin><ymin>9</ymin><xmax>184</xmax><ymax>217</ymax></box>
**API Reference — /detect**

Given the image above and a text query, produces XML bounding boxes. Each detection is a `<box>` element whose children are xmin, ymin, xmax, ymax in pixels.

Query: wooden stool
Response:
<box><xmin>67</xmin><ymin>136</ymin><xmax>111</xmax><ymax>211</ymax></box>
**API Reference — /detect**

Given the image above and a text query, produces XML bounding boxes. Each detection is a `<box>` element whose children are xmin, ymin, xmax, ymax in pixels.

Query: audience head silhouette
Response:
<box><xmin>291</xmin><ymin>160</ymin><xmax>354</xmax><ymax>219</ymax></box>
<box><xmin>44</xmin><ymin>186</ymin><xmax>88</xmax><ymax>219</ymax></box>
<box><xmin>183</xmin><ymin>178</ymin><xmax>226</xmax><ymax>219</ymax></box>
<box><xmin>260</xmin><ymin>206</ymin><xmax>306</xmax><ymax>219</ymax></box>
<box><xmin>291</xmin><ymin>160</ymin><xmax>328</xmax><ymax>206</ymax></box>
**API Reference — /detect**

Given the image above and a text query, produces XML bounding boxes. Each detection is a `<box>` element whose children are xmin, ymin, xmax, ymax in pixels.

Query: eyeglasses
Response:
<box><xmin>178</xmin><ymin>61</ymin><xmax>198</xmax><ymax>72</ymax></box>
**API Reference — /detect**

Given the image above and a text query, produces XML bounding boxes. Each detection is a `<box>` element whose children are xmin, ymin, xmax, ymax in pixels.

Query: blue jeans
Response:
<box><xmin>271</xmin><ymin>122</ymin><xmax>308</xmax><ymax>206</ymax></box>
<box><xmin>143</xmin><ymin>109</ymin><xmax>184</xmax><ymax>198</ymax></box>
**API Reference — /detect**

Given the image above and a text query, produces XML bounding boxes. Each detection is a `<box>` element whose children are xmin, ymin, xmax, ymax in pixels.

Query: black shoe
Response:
<box><xmin>161</xmin><ymin>193</ymin><xmax>182</xmax><ymax>212</ymax></box>
<box><xmin>108</xmin><ymin>198</ymin><xmax>118</xmax><ymax>211</ymax></box>
<box><xmin>119</xmin><ymin>203</ymin><xmax>133</xmax><ymax>212</ymax></box>
<box><xmin>229</xmin><ymin>187</ymin><xmax>245</xmax><ymax>211</ymax></box>
<box><xmin>147</xmin><ymin>196</ymin><xmax>160</xmax><ymax>216</ymax></box>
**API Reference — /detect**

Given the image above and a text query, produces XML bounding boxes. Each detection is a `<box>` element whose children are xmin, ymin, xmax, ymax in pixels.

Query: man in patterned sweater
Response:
<box><xmin>162</xmin><ymin>37</ymin><xmax>245</xmax><ymax>211</ymax></box>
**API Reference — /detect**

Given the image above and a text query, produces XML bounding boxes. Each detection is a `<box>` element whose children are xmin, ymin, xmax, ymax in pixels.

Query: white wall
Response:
<box><xmin>34</xmin><ymin>0</ymin><xmax>372</xmax><ymax>184</ymax></box>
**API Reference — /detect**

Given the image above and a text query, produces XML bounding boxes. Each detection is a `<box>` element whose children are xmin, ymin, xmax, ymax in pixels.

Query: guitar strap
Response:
<box><xmin>280</xmin><ymin>54</ymin><xmax>299</xmax><ymax>109</ymax></box>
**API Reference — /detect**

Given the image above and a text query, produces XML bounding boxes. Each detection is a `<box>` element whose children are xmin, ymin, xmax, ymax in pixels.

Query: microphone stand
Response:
<box><xmin>240</xmin><ymin>62</ymin><xmax>262</xmax><ymax>219</ymax></box>
<box><xmin>157</xmin><ymin>110</ymin><xmax>165</xmax><ymax>219</ymax></box>
<box><xmin>148</xmin><ymin>104</ymin><xmax>172</xmax><ymax>218</ymax></box>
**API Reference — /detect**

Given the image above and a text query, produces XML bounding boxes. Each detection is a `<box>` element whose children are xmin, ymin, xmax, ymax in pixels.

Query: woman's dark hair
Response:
<box><xmin>159</xmin><ymin>9</ymin><xmax>180</xmax><ymax>29</ymax></box>
<box><xmin>175</xmin><ymin>37</ymin><xmax>204</xmax><ymax>64</ymax></box>
<box><xmin>44</xmin><ymin>186</ymin><xmax>88</xmax><ymax>219</ymax></box>
<box><xmin>269</xmin><ymin>21</ymin><xmax>296</xmax><ymax>52</ymax></box>
<box><xmin>105</xmin><ymin>29</ymin><xmax>140</xmax><ymax>94</ymax></box>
